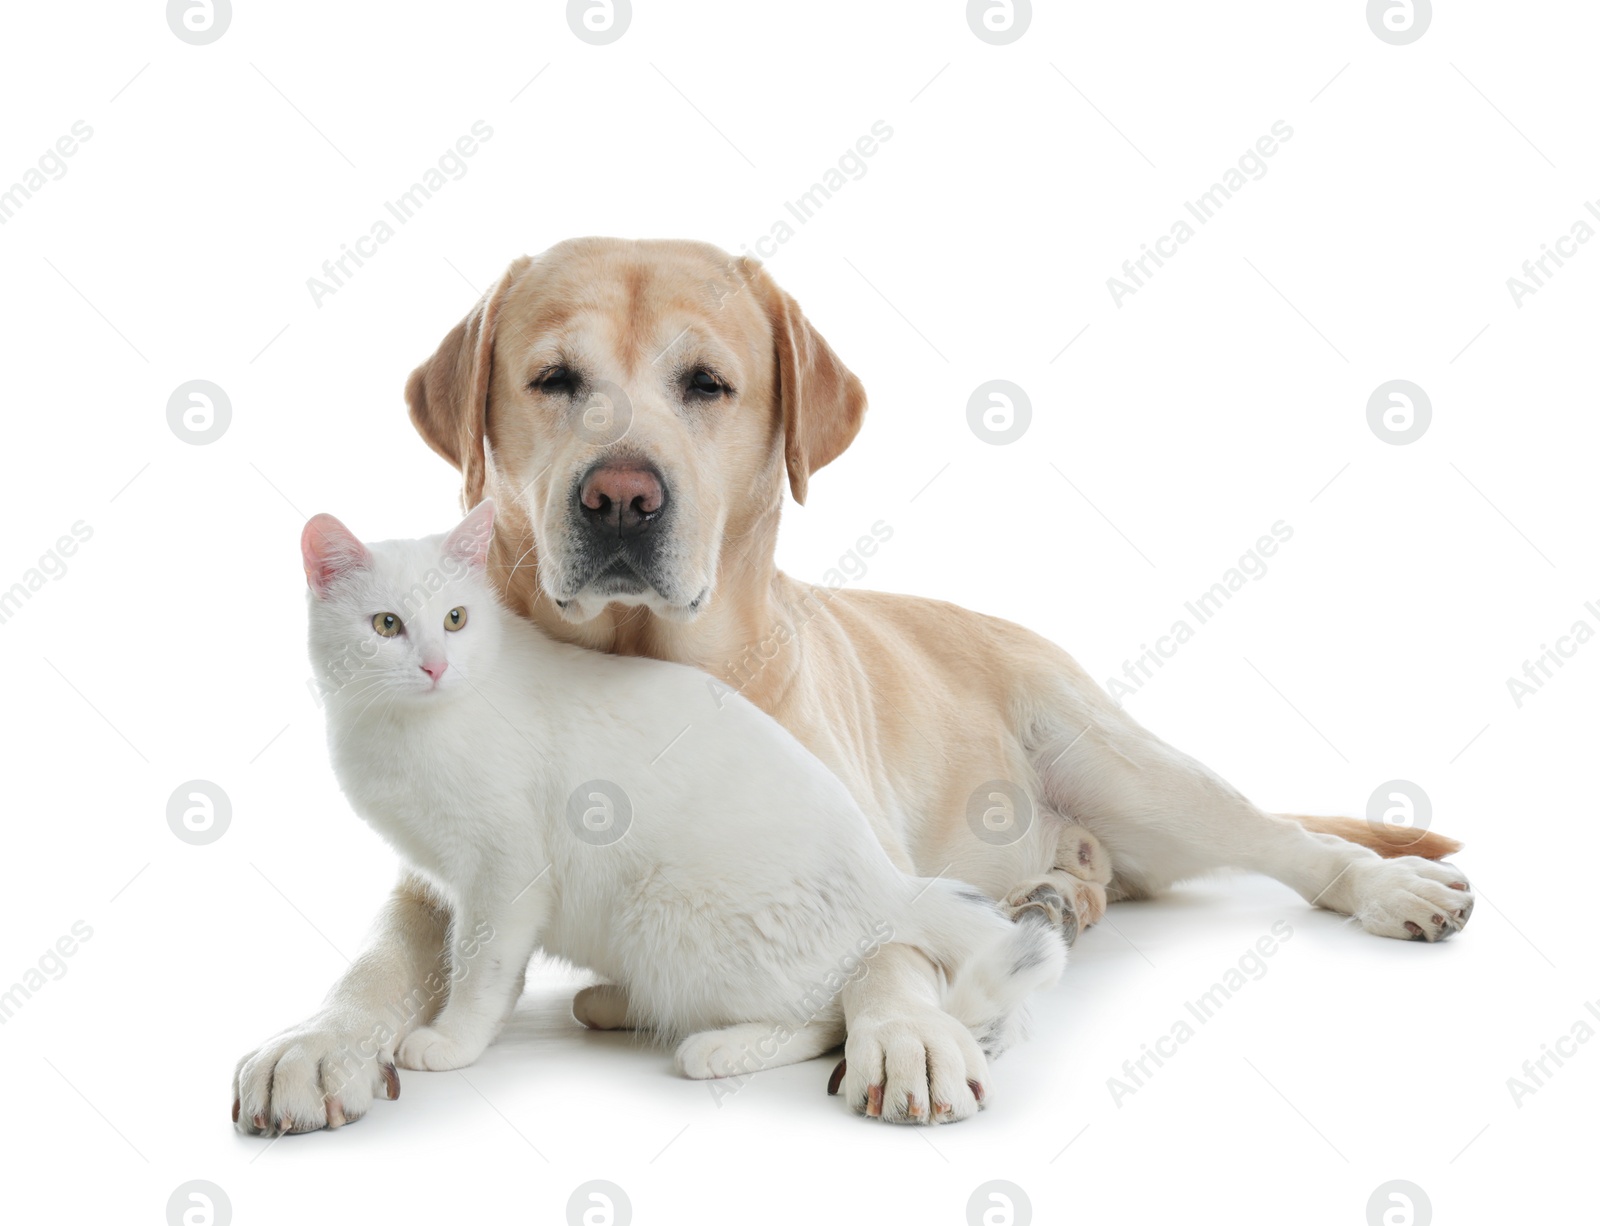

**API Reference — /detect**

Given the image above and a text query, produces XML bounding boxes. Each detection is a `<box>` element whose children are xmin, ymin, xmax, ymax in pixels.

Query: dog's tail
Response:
<box><xmin>897</xmin><ymin>880</ymin><xmax>1065</xmax><ymax>1059</ymax></box>
<box><xmin>1279</xmin><ymin>813</ymin><xmax>1462</xmax><ymax>860</ymax></box>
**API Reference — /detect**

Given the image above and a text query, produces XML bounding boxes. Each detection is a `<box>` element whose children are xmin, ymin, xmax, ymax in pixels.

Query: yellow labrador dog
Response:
<box><xmin>234</xmin><ymin>238</ymin><xmax>1469</xmax><ymax>1132</ymax></box>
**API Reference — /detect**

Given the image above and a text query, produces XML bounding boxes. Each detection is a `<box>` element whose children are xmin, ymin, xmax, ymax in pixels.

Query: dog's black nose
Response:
<box><xmin>578</xmin><ymin>462</ymin><xmax>667</xmax><ymax>539</ymax></box>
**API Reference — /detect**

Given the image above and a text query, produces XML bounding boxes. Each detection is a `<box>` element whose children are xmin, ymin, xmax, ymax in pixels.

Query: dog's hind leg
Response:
<box><xmin>1032</xmin><ymin>708</ymin><xmax>1474</xmax><ymax>942</ymax></box>
<box><xmin>1002</xmin><ymin>811</ymin><xmax>1112</xmax><ymax>946</ymax></box>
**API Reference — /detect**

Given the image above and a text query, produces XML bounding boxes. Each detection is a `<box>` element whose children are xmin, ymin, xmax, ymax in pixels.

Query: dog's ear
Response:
<box><xmin>406</xmin><ymin>256</ymin><xmax>533</xmax><ymax>507</ymax></box>
<box><xmin>746</xmin><ymin>261</ymin><xmax>867</xmax><ymax>505</ymax></box>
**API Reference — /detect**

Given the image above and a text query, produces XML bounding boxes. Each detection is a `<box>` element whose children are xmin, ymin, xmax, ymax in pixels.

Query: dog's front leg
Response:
<box><xmin>395</xmin><ymin>877</ymin><xmax>548</xmax><ymax>1072</ymax></box>
<box><xmin>835</xmin><ymin>944</ymin><xmax>990</xmax><ymax>1125</ymax></box>
<box><xmin>233</xmin><ymin>871</ymin><xmax>451</xmax><ymax>1134</ymax></box>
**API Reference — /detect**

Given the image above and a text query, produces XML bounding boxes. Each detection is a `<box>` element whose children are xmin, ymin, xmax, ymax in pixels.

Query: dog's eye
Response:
<box><xmin>531</xmin><ymin>366</ymin><xmax>574</xmax><ymax>393</ymax></box>
<box><xmin>688</xmin><ymin>368</ymin><xmax>729</xmax><ymax>397</ymax></box>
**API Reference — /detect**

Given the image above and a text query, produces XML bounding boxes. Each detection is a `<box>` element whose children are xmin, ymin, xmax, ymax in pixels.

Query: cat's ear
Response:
<box><xmin>301</xmin><ymin>514</ymin><xmax>371</xmax><ymax>597</ymax></box>
<box><xmin>444</xmin><ymin>500</ymin><xmax>495</xmax><ymax>571</ymax></box>
<box><xmin>406</xmin><ymin>256</ymin><xmax>534</xmax><ymax>508</ymax></box>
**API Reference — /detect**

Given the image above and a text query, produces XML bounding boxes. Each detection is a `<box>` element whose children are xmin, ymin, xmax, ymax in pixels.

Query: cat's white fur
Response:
<box><xmin>286</xmin><ymin>501</ymin><xmax>1062</xmax><ymax>1122</ymax></box>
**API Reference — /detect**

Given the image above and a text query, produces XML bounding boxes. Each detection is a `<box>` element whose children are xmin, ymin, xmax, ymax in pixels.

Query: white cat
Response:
<box><xmin>272</xmin><ymin>501</ymin><xmax>1062</xmax><ymax>1124</ymax></box>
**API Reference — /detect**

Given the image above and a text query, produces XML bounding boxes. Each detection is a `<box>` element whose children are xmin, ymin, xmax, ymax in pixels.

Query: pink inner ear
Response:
<box><xmin>302</xmin><ymin>514</ymin><xmax>371</xmax><ymax>596</ymax></box>
<box><xmin>445</xmin><ymin>500</ymin><xmax>496</xmax><ymax>570</ymax></box>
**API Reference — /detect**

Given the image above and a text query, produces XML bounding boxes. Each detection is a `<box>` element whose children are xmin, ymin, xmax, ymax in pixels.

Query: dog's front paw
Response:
<box><xmin>1347</xmin><ymin>857</ymin><xmax>1474</xmax><ymax>942</ymax></box>
<box><xmin>835</xmin><ymin>1007</ymin><xmax>988</xmax><ymax>1125</ymax></box>
<box><xmin>233</xmin><ymin>1013</ymin><xmax>399</xmax><ymax>1135</ymax></box>
<box><xmin>395</xmin><ymin>1024</ymin><xmax>485</xmax><ymax>1071</ymax></box>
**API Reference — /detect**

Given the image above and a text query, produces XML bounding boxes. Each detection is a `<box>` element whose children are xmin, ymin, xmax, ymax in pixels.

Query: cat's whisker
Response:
<box><xmin>338</xmin><ymin>678</ymin><xmax>406</xmax><ymax>726</ymax></box>
<box><xmin>329</xmin><ymin>686</ymin><xmax>394</xmax><ymax>720</ymax></box>
<box><xmin>352</xmin><ymin>687</ymin><xmax>403</xmax><ymax>723</ymax></box>
<box><xmin>333</xmin><ymin>677</ymin><xmax>388</xmax><ymax>703</ymax></box>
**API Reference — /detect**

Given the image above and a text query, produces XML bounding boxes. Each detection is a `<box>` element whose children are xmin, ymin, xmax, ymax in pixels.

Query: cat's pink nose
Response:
<box><xmin>421</xmin><ymin>660</ymin><xmax>448</xmax><ymax>684</ymax></box>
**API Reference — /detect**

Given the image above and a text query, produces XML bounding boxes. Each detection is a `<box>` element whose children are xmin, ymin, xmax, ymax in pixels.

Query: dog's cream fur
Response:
<box><xmin>233</xmin><ymin>238</ymin><xmax>1472</xmax><ymax>1130</ymax></box>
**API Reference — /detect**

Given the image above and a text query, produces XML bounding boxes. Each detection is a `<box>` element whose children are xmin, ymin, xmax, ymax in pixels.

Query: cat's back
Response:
<box><xmin>515</xmin><ymin>630</ymin><xmax>871</xmax><ymax>834</ymax></box>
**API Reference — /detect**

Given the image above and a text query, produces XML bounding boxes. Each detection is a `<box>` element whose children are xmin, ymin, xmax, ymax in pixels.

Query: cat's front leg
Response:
<box><xmin>396</xmin><ymin>879</ymin><xmax>546</xmax><ymax>1072</ymax></box>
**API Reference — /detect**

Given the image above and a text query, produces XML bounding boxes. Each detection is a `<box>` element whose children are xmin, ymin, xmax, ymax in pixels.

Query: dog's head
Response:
<box><xmin>406</xmin><ymin>238</ymin><xmax>866</xmax><ymax>624</ymax></box>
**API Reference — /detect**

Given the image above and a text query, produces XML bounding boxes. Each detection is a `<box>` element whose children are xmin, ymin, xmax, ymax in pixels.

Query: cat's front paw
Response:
<box><xmin>395</xmin><ymin>1024</ymin><xmax>485</xmax><ymax>1071</ymax></box>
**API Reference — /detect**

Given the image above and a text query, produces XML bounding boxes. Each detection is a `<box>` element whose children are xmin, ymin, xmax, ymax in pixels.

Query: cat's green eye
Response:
<box><xmin>373</xmin><ymin>612</ymin><xmax>403</xmax><ymax>637</ymax></box>
<box><xmin>444</xmin><ymin>606</ymin><xmax>468</xmax><ymax>632</ymax></box>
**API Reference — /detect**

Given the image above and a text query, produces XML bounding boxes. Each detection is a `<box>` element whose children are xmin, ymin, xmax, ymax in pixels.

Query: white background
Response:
<box><xmin>0</xmin><ymin>1</ymin><xmax>1593</xmax><ymax>1223</ymax></box>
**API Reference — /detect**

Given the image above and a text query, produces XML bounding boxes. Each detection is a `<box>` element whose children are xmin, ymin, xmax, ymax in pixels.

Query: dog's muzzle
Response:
<box><xmin>560</xmin><ymin>459</ymin><xmax>673</xmax><ymax>601</ymax></box>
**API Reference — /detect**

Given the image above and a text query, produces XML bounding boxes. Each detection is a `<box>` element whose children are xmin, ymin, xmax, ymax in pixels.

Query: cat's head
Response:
<box><xmin>301</xmin><ymin>501</ymin><xmax>504</xmax><ymax>709</ymax></box>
